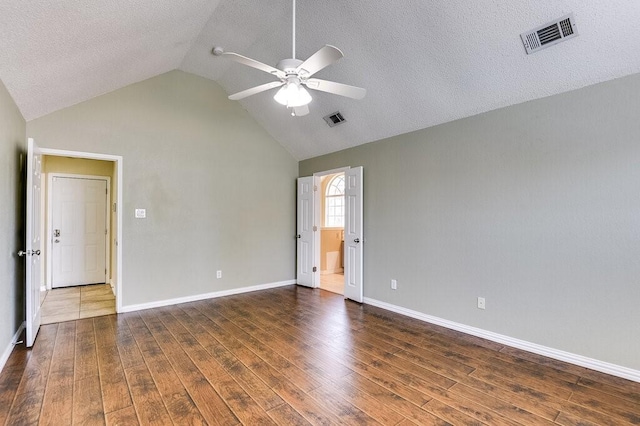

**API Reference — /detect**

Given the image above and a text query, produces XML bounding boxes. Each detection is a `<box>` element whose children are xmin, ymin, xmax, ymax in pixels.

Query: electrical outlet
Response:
<box><xmin>477</xmin><ymin>297</ymin><xmax>486</xmax><ymax>310</ymax></box>
<box><xmin>216</xmin><ymin>270</ymin><xmax>222</xmax><ymax>279</ymax></box>
<box><xmin>391</xmin><ymin>279</ymin><xmax>397</xmax><ymax>290</ymax></box>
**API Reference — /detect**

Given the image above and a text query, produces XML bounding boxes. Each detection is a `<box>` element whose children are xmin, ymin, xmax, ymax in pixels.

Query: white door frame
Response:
<box><xmin>38</xmin><ymin>147</ymin><xmax>124</xmax><ymax>313</ymax></box>
<box><xmin>312</xmin><ymin>166</ymin><xmax>354</xmax><ymax>295</ymax></box>
<box><xmin>46</xmin><ymin>173</ymin><xmax>111</xmax><ymax>290</ymax></box>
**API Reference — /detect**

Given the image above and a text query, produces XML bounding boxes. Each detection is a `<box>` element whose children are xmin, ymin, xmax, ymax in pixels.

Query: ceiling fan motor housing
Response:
<box><xmin>276</xmin><ymin>58</ymin><xmax>304</xmax><ymax>74</ymax></box>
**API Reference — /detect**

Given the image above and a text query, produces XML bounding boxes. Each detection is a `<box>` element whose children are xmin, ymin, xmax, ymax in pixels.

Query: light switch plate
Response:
<box><xmin>135</xmin><ymin>208</ymin><xmax>146</xmax><ymax>219</ymax></box>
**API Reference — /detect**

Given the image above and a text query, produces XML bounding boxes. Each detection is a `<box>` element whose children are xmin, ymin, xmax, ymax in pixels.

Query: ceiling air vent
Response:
<box><xmin>323</xmin><ymin>111</ymin><xmax>346</xmax><ymax>127</ymax></box>
<box><xmin>521</xmin><ymin>13</ymin><xmax>578</xmax><ymax>54</ymax></box>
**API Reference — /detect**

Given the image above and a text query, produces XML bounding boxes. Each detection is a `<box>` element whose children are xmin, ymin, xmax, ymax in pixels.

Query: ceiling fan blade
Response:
<box><xmin>292</xmin><ymin>105</ymin><xmax>309</xmax><ymax>116</ymax></box>
<box><xmin>305</xmin><ymin>78</ymin><xmax>366</xmax><ymax>99</ymax></box>
<box><xmin>296</xmin><ymin>45</ymin><xmax>344</xmax><ymax>77</ymax></box>
<box><xmin>228</xmin><ymin>81</ymin><xmax>284</xmax><ymax>101</ymax></box>
<box><xmin>222</xmin><ymin>52</ymin><xmax>285</xmax><ymax>79</ymax></box>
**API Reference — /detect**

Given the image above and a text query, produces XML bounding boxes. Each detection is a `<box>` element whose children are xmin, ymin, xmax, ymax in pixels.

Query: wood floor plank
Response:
<box><xmin>554</xmin><ymin>411</ymin><xmax>602</xmax><ymax>426</ymax></box>
<box><xmin>6</xmin><ymin>324</ymin><xmax>58</xmax><ymax>425</ymax></box>
<box><xmin>576</xmin><ymin>377</ymin><xmax>640</xmax><ymax>404</ymax></box>
<box><xmin>0</xmin><ymin>285</ymin><xmax>639</xmax><ymax>426</ymax></box>
<box><xmin>14</xmin><ymin>324</ymin><xmax>58</xmax><ymax>397</ymax></box>
<box><xmin>308</xmin><ymin>382</ymin><xmax>388</xmax><ymax>425</ymax></box>
<box><xmin>336</xmin><ymin>373</ymin><xmax>448</xmax><ymax>425</ymax></box>
<box><xmin>104</xmin><ymin>406</ymin><xmax>140</xmax><ymax>426</ymax></box>
<box><xmin>123</xmin><ymin>363</ymin><xmax>173</xmax><ymax>425</ymax></box>
<box><xmin>266</xmin><ymin>403</ymin><xmax>313</xmax><ymax>425</ymax></box>
<box><xmin>0</xmin><ymin>346</ymin><xmax>30</xmax><ymax>425</ymax></box>
<box><xmin>220</xmin><ymin>300</ymin><xmax>354</xmax><ymax>378</ymax></box>
<box><xmin>138</xmin><ymin>309</ymin><xmax>241</xmax><ymax>425</ymax></box>
<box><xmin>94</xmin><ymin>316</ymin><xmax>132</xmax><ymax>415</ymax></box>
<box><xmin>447</xmin><ymin>382</ymin><xmax>556</xmax><ymax>425</ymax></box>
<box><xmin>40</xmin><ymin>321</ymin><xmax>76</xmax><ymax>425</ymax></box>
<box><xmin>215</xmin><ymin>302</ymin><xmax>354</xmax><ymax>385</ymax></box>
<box><xmin>157</xmin><ymin>307</ymin><xmax>276</xmax><ymax>425</ymax></box>
<box><xmin>73</xmin><ymin>375</ymin><xmax>105</xmax><ymax>425</ymax></box>
<box><xmin>74</xmin><ymin>319</ymin><xmax>99</xmax><ymax>382</ymax></box>
<box><xmin>172</xmin><ymin>306</ymin><xmax>285</xmax><ymax>411</ymax></box>
<box><xmin>186</xmin><ymin>303</ymin><xmax>344</xmax><ymax>425</ymax></box>
<box><xmin>123</xmin><ymin>312</ymin><xmax>207</xmax><ymax>425</ymax></box>
<box><xmin>197</xmin><ymin>305</ymin><xmax>328</xmax><ymax>393</ymax></box>
<box><xmin>112</xmin><ymin>316</ymin><xmax>144</xmax><ymax>371</ymax></box>
<box><xmin>6</xmin><ymin>386</ymin><xmax>45</xmax><ymax>425</ymax></box>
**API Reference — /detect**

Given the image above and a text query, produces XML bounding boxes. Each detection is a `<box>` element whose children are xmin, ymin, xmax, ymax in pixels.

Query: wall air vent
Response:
<box><xmin>323</xmin><ymin>111</ymin><xmax>346</xmax><ymax>127</ymax></box>
<box><xmin>521</xmin><ymin>13</ymin><xmax>578</xmax><ymax>54</ymax></box>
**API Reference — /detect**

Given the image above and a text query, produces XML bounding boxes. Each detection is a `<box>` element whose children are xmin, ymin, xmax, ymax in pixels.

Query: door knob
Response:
<box><xmin>18</xmin><ymin>250</ymin><xmax>30</xmax><ymax>256</ymax></box>
<box><xmin>33</xmin><ymin>250</ymin><xmax>41</xmax><ymax>256</ymax></box>
<box><xmin>354</xmin><ymin>238</ymin><xmax>360</xmax><ymax>243</ymax></box>
<box><xmin>296</xmin><ymin>234</ymin><xmax>301</xmax><ymax>239</ymax></box>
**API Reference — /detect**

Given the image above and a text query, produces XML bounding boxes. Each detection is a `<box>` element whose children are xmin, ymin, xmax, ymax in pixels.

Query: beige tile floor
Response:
<box><xmin>320</xmin><ymin>272</ymin><xmax>344</xmax><ymax>295</ymax></box>
<box><xmin>40</xmin><ymin>283</ymin><xmax>115</xmax><ymax>325</ymax></box>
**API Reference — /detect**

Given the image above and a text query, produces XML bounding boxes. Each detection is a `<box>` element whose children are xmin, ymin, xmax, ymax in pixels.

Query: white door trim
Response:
<box><xmin>312</xmin><ymin>166</ymin><xmax>351</xmax><ymax>178</ymax></box>
<box><xmin>38</xmin><ymin>147</ymin><xmax>123</xmax><ymax>313</ymax></box>
<box><xmin>46</xmin><ymin>173</ymin><xmax>111</xmax><ymax>290</ymax></box>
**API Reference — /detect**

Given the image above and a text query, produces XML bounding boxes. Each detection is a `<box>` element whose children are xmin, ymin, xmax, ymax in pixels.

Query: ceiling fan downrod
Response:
<box><xmin>292</xmin><ymin>0</ymin><xmax>296</xmax><ymax>60</ymax></box>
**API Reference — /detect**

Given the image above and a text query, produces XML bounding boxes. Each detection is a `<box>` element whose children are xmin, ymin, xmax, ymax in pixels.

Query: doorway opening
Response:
<box><xmin>40</xmin><ymin>160</ymin><xmax>115</xmax><ymax>323</ymax></box>
<box><xmin>37</xmin><ymin>151</ymin><xmax>123</xmax><ymax>325</ymax></box>
<box><xmin>318</xmin><ymin>172</ymin><xmax>345</xmax><ymax>295</ymax></box>
<box><xmin>296</xmin><ymin>166</ymin><xmax>363</xmax><ymax>302</ymax></box>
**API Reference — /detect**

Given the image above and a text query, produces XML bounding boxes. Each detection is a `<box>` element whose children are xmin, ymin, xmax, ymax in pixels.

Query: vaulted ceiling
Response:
<box><xmin>2</xmin><ymin>1</ymin><xmax>640</xmax><ymax>160</ymax></box>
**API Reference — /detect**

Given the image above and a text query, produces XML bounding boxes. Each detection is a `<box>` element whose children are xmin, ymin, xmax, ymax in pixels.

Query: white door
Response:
<box><xmin>51</xmin><ymin>177</ymin><xmax>107</xmax><ymax>287</ymax></box>
<box><xmin>296</xmin><ymin>176</ymin><xmax>320</xmax><ymax>287</ymax></box>
<box><xmin>344</xmin><ymin>167</ymin><xmax>363</xmax><ymax>302</ymax></box>
<box><xmin>24</xmin><ymin>138</ymin><xmax>42</xmax><ymax>347</ymax></box>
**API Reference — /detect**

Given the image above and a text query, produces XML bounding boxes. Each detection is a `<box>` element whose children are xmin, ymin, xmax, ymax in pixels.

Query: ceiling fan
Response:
<box><xmin>214</xmin><ymin>0</ymin><xmax>366</xmax><ymax>116</ymax></box>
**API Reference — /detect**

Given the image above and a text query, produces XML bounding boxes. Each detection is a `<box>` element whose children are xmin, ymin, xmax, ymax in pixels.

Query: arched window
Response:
<box><xmin>325</xmin><ymin>174</ymin><xmax>345</xmax><ymax>227</ymax></box>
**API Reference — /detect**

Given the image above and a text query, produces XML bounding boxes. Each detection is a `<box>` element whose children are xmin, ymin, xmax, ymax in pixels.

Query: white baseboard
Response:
<box><xmin>0</xmin><ymin>322</ymin><xmax>26</xmax><ymax>375</ymax></box>
<box><xmin>364</xmin><ymin>297</ymin><xmax>640</xmax><ymax>383</ymax></box>
<box><xmin>120</xmin><ymin>279</ymin><xmax>296</xmax><ymax>313</ymax></box>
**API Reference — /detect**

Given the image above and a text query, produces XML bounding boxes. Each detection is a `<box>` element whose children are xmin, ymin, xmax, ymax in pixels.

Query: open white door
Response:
<box><xmin>296</xmin><ymin>176</ymin><xmax>319</xmax><ymax>287</ymax></box>
<box><xmin>344</xmin><ymin>167</ymin><xmax>363</xmax><ymax>302</ymax></box>
<box><xmin>23</xmin><ymin>138</ymin><xmax>43</xmax><ymax>347</ymax></box>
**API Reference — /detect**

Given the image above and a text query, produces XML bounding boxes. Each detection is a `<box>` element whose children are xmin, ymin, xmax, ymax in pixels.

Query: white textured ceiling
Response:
<box><xmin>2</xmin><ymin>1</ymin><xmax>640</xmax><ymax>160</ymax></box>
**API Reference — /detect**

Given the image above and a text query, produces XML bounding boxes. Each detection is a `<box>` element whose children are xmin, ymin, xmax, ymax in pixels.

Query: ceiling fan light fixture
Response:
<box><xmin>274</xmin><ymin>82</ymin><xmax>312</xmax><ymax>107</ymax></box>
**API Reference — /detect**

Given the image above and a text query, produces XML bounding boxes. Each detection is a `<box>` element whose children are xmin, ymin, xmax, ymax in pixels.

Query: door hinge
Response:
<box><xmin>313</xmin><ymin>185</ymin><xmax>318</xmax><ymax>192</ymax></box>
<box><xmin>105</xmin><ymin>229</ymin><xmax>107</xmax><ymax>235</ymax></box>
<box><xmin>313</xmin><ymin>225</ymin><xmax>317</xmax><ymax>232</ymax></box>
<box><xmin>313</xmin><ymin>266</ymin><xmax>317</xmax><ymax>272</ymax></box>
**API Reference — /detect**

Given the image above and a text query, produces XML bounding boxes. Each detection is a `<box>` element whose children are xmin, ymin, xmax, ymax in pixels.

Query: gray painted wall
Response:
<box><xmin>27</xmin><ymin>70</ymin><xmax>297</xmax><ymax>307</ymax></box>
<box><xmin>0</xmin><ymin>80</ymin><xmax>26</xmax><ymax>353</ymax></box>
<box><xmin>300</xmin><ymin>73</ymin><xmax>640</xmax><ymax>370</ymax></box>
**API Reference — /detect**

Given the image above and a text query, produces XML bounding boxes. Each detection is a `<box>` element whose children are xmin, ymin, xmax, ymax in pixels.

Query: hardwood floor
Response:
<box><xmin>1</xmin><ymin>285</ymin><xmax>639</xmax><ymax>425</ymax></box>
